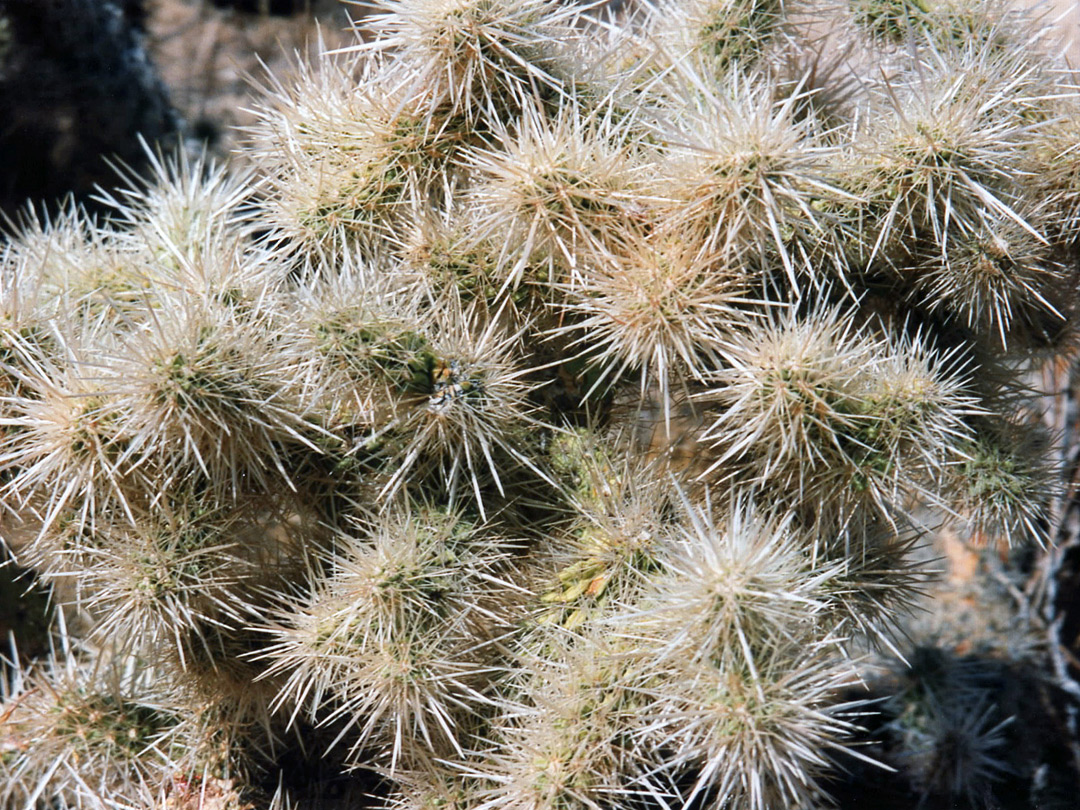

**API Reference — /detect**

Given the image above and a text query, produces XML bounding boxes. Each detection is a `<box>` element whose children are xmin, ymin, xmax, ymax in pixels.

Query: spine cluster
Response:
<box><xmin>1</xmin><ymin>0</ymin><xmax>1076</xmax><ymax>807</ymax></box>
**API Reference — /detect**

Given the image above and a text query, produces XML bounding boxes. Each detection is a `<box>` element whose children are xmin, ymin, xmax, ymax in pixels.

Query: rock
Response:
<box><xmin>0</xmin><ymin>0</ymin><xmax>180</xmax><ymax>221</ymax></box>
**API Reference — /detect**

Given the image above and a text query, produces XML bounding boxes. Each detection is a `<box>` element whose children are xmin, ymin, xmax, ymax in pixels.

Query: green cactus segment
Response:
<box><xmin>547</xmin><ymin>429</ymin><xmax>619</xmax><ymax>506</ymax></box>
<box><xmin>416</xmin><ymin>230</ymin><xmax>520</xmax><ymax>304</ymax></box>
<box><xmin>851</xmin><ymin>0</ymin><xmax>933</xmax><ymax>42</ymax></box>
<box><xmin>51</xmin><ymin>692</ymin><xmax>177</xmax><ymax>760</ymax></box>
<box><xmin>315</xmin><ymin>314</ymin><xmax>432</xmax><ymax>390</ymax></box>
<box><xmin>262</xmin><ymin>505</ymin><xmax>511</xmax><ymax>766</ymax></box>
<box><xmin>697</xmin><ymin>0</ymin><xmax>785</xmax><ymax>69</ymax></box>
<box><xmin>965</xmin><ymin>440</ymin><xmax>1025</xmax><ymax>500</ymax></box>
<box><xmin>313</xmin><ymin>310</ymin><xmax>494</xmax><ymax>411</ymax></box>
<box><xmin>541</xmin><ymin>521</ymin><xmax>664</xmax><ymax>629</ymax></box>
<box><xmin>954</xmin><ymin>425</ymin><xmax>1055</xmax><ymax>545</ymax></box>
<box><xmin>157</xmin><ymin>345</ymin><xmax>250</xmax><ymax>410</ymax></box>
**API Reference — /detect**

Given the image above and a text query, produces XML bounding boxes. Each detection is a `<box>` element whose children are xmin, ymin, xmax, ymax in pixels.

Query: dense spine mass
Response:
<box><xmin>1</xmin><ymin>0</ymin><xmax>1077</xmax><ymax>808</ymax></box>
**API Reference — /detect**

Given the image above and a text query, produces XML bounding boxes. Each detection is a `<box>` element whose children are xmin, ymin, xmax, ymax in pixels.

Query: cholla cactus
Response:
<box><xmin>1</xmin><ymin>0</ymin><xmax>1077</xmax><ymax>807</ymax></box>
<box><xmin>0</xmin><ymin>618</ymin><xmax>239</xmax><ymax>810</ymax></box>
